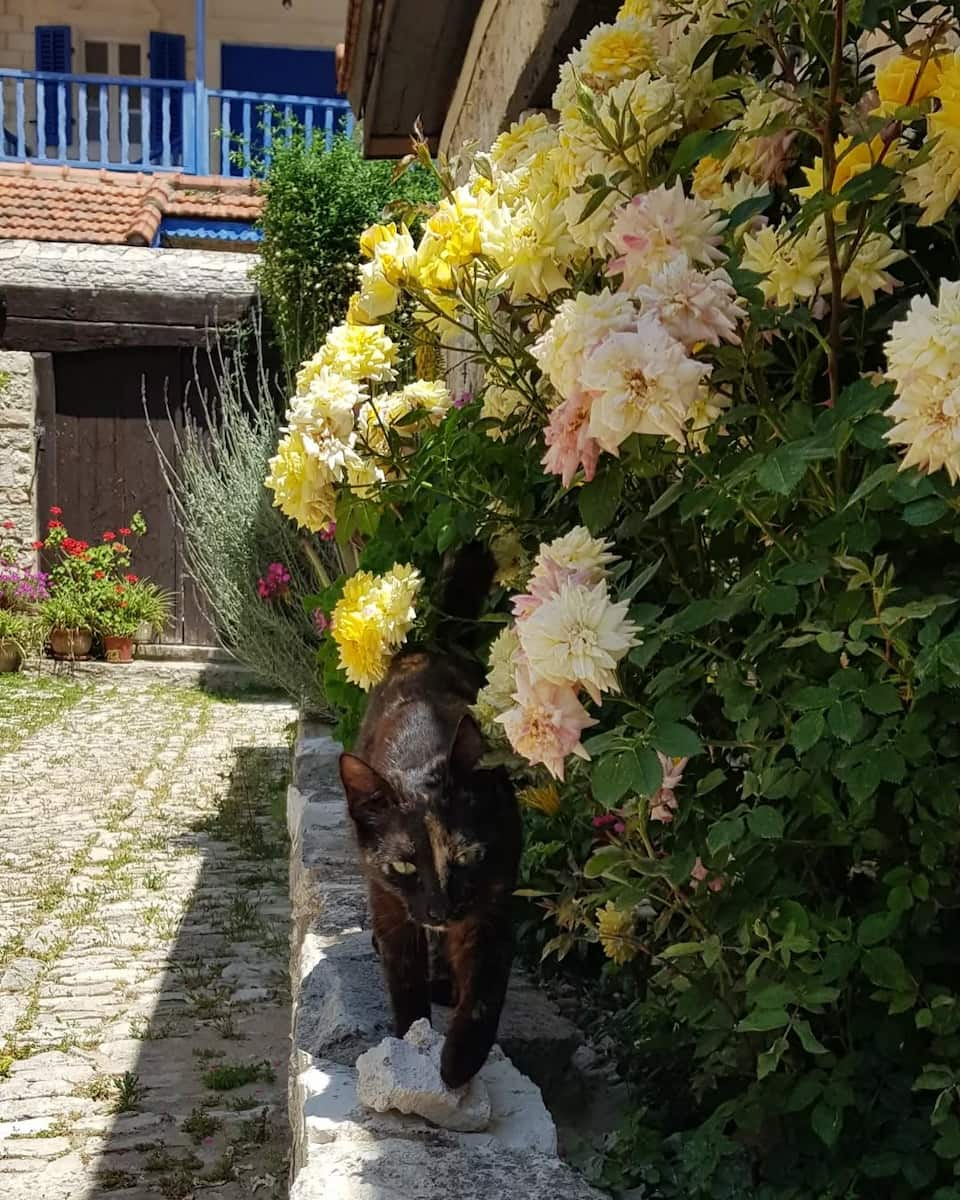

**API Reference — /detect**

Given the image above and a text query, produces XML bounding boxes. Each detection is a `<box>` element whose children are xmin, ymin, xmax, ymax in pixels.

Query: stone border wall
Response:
<box><xmin>286</xmin><ymin>718</ymin><xmax>607</xmax><ymax>1199</ymax></box>
<box><xmin>0</xmin><ymin>350</ymin><xmax>37</xmax><ymax>549</ymax></box>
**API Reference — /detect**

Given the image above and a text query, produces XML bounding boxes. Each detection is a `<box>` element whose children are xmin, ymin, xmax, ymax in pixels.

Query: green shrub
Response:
<box><xmin>255</xmin><ymin>128</ymin><xmax>438</xmax><ymax>373</ymax></box>
<box><xmin>157</xmin><ymin>321</ymin><xmax>334</xmax><ymax>711</ymax></box>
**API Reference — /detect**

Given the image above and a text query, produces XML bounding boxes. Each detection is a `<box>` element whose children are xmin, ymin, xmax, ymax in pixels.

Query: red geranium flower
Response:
<box><xmin>49</xmin><ymin>506</ymin><xmax>62</xmax><ymax>516</ymax></box>
<box><xmin>124</xmin><ymin>573</ymin><xmax>139</xmax><ymax>583</ymax></box>
<box><xmin>102</xmin><ymin>531</ymin><xmax>116</xmax><ymax>542</ymax></box>
<box><xmin>115</xmin><ymin>584</ymin><xmax>125</xmax><ymax>594</ymax></box>
<box><xmin>31</xmin><ymin>540</ymin><xmax>44</xmax><ymax>551</ymax></box>
<box><xmin>47</xmin><ymin>519</ymin><xmax>63</xmax><ymax>530</ymax></box>
<box><xmin>94</xmin><ymin>570</ymin><xmax>105</xmax><ymax>580</ymax></box>
<box><xmin>118</xmin><ymin>527</ymin><xmax>132</xmax><ymax>536</ymax></box>
<box><xmin>2</xmin><ymin>519</ymin><xmax>13</xmax><ymax>530</ymax></box>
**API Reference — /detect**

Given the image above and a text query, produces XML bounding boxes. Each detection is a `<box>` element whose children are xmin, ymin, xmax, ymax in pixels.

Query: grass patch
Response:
<box><xmin>0</xmin><ymin>674</ymin><xmax>87</xmax><ymax>757</ymax></box>
<box><xmin>202</xmin><ymin>1060</ymin><xmax>274</xmax><ymax>1091</ymax></box>
<box><xmin>183</xmin><ymin>1104</ymin><xmax>221</xmax><ymax>1145</ymax></box>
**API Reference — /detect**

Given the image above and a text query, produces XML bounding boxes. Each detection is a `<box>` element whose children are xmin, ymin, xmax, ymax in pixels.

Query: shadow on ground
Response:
<box><xmin>83</xmin><ymin>738</ymin><xmax>293</xmax><ymax>1199</ymax></box>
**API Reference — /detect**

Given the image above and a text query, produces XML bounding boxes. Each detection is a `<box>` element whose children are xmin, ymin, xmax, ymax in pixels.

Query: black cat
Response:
<box><xmin>339</xmin><ymin>547</ymin><xmax>521</xmax><ymax>1088</ymax></box>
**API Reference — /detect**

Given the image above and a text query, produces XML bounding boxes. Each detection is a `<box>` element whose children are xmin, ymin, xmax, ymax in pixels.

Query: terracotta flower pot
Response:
<box><xmin>0</xmin><ymin>640</ymin><xmax>22</xmax><ymax>673</ymax></box>
<box><xmin>104</xmin><ymin>635</ymin><xmax>134</xmax><ymax>663</ymax></box>
<box><xmin>50</xmin><ymin>627</ymin><xmax>93</xmax><ymax>659</ymax></box>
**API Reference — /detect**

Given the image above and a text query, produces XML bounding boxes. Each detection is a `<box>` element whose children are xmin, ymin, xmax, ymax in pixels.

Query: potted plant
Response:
<box><xmin>124</xmin><ymin>580</ymin><xmax>173</xmax><ymax>645</ymax></box>
<box><xmin>98</xmin><ymin>608</ymin><xmax>140</xmax><ymax>663</ymax></box>
<box><xmin>40</xmin><ymin>590</ymin><xmax>95</xmax><ymax>659</ymax></box>
<box><xmin>0</xmin><ymin>608</ymin><xmax>37</xmax><ymax>673</ymax></box>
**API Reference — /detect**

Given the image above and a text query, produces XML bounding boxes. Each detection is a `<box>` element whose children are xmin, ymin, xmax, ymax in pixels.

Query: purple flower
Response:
<box><xmin>452</xmin><ymin>391</ymin><xmax>473</xmax><ymax>410</ymax></box>
<box><xmin>312</xmin><ymin>610</ymin><xmax>330</xmax><ymax>635</ymax></box>
<box><xmin>319</xmin><ymin>522</ymin><xmax>337</xmax><ymax>543</ymax></box>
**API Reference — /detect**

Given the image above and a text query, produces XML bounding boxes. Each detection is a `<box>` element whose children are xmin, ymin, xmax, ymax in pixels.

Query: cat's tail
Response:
<box><xmin>440</xmin><ymin>541</ymin><xmax>496</xmax><ymax>624</ymax></box>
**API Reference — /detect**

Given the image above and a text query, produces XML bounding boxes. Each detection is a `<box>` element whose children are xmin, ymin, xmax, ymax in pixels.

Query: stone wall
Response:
<box><xmin>0</xmin><ymin>351</ymin><xmax>37</xmax><ymax>549</ymax></box>
<box><xmin>286</xmin><ymin>720</ymin><xmax>605</xmax><ymax>1200</ymax></box>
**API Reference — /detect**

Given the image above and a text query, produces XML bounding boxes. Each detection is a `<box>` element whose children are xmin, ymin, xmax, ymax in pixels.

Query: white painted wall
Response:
<box><xmin>0</xmin><ymin>0</ymin><xmax>346</xmax><ymax>89</ymax></box>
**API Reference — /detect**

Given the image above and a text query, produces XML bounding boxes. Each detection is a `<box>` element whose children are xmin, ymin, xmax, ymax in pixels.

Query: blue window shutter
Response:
<box><xmin>35</xmin><ymin>25</ymin><xmax>72</xmax><ymax>148</ymax></box>
<box><xmin>148</xmin><ymin>32</ymin><xmax>186</xmax><ymax>163</ymax></box>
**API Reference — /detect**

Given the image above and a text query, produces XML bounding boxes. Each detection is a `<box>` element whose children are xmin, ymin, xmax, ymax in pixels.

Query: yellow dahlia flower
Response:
<box><xmin>331</xmin><ymin>565</ymin><xmax>422</xmax><ymax>690</ymax></box>
<box><xmin>597</xmin><ymin>902</ymin><xmax>638</xmax><ymax>964</ymax></box>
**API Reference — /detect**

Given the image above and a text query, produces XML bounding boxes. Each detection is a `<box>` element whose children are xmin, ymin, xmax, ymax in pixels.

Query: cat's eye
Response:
<box><xmin>454</xmin><ymin>845</ymin><xmax>485</xmax><ymax>866</ymax></box>
<box><xmin>391</xmin><ymin>860</ymin><xmax>417</xmax><ymax>875</ymax></box>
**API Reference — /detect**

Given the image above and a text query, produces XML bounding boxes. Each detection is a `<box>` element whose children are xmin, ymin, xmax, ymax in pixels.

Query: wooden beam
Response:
<box><xmin>3</xmin><ymin>318</ymin><xmax>221</xmax><ymax>352</ymax></box>
<box><xmin>3</xmin><ymin>285</ymin><xmax>253</xmax><ymax>329</ymax></box>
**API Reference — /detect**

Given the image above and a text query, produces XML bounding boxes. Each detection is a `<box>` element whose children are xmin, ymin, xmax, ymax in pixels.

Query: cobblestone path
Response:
<box><xmin>0</xmin><ymin>667</ymin><xmax>298</xmax><ymax>1199</ymax></box>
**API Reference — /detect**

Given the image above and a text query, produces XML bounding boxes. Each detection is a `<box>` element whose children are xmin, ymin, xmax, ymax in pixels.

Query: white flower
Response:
<box><xmin>481</xmin><ymin>195</ymin><xmax>578</xmax><ymax>302</ymax></box>
<box><xmin>518</xmin><ymin>581</ymin><xmax>639</xmax><ymax>703</ymax></box>
<box><xmin>582</xmin><ymin>315</ymin><xmax>711</xmax><ymax>450</ymax></box>
<box><xmin>531</xmin><ymin>290</ymin><xmax>636</xmax><ymax>401</ymax></box>
<box><xmin>400</xmin><ymin>379</ymin><xmax>453</xmax><ymax>421</ymax></box>
<box><xmin>631</xmin><ymin>255</ymin><xmax>746</xmax><ymax>348</ymax></box>
<box><xmin>481</xmin><ymin>385</ymin><xmax>525</xmax><ymax>440</ymax></box>
<box><xmin>535</xmin><ymin>528</ymin><xmax>617</xmax><ymax>584</ymax></box>
<box><xmin>740</xmin><ymin>221</ymin><xmax>830</xmax><ymax>309</ymax></box>
<box><xmin>831</xmin><ymin>231</ymin><xmax>905</xmax><ymax>309</ymax></box>
<box><xmin>884</xmin><ymin>279</ymin><xmax>960</xmax><ymax>482</ymax></box>
<box><xmin>606</xmin><ymin>181</ymin><xmax>727</xmax><ymax>291</ymax></box>
<box><xmin>473</xmin><ymin>626</ymin><xmax>522</xmax><ymax>735</ymax></box>
<box><xmin>285</xmin><ymin>367</ymin><xmax>364</xmax><ymax>443</ymax></box>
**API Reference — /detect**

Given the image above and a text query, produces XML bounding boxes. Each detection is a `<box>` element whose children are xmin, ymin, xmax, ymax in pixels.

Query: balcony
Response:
<box><xmin>0</xmin><ymin>69</ymin><xmax>354</xmax><ymax>178</ymax></box>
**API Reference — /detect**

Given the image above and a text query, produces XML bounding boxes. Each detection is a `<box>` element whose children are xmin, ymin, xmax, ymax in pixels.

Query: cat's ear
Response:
<box><xmin>339</xmin><ymin>753</ymin><xmax>394</xmax><ymax>825</ymax></box>
<box><xmin>448</xmin><ymin>714</ymin><xmax>485</xmax><ymax>776</ymax></box>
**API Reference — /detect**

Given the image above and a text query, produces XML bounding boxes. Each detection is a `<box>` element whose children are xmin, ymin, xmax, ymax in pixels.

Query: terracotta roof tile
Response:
<box><xmin>0</xmin><ymin>163</ymin><xmax>264</xmax><ymax>246</ymax></box>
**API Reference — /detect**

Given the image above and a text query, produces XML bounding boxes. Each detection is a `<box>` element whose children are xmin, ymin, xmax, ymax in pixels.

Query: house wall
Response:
<box><xmin>0</xmin><ymin>0</ymin><xmax>346</xmax><ymax>89</ymax></box>
<box><xmin>0</xmin><ymin>351</ymin><xmax>37</xmax><ymax>551</ymax></box>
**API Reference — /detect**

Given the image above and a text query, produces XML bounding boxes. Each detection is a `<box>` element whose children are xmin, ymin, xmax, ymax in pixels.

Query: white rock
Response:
<box><xmin>356</xmin><ymin>1019</ymin><xmax>491</xmax><ymax>1132</ymax></box>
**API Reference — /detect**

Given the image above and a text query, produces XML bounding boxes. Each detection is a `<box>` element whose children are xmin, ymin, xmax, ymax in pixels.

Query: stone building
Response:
<box><xmin>0</xmin><ymin>0</ymin><xmax>348</xmax><ymax>645</ymax></box>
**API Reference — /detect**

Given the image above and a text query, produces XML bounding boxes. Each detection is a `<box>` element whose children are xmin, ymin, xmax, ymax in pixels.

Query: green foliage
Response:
<box><xmin>156</xmin><ymin>319</ymin><xmax>334</xmax><ymax>711</ymax></box>
<box><xmin>255</xmin><ymin>129</ymin><xmax>438</xmax><ymax>372</ymax></box>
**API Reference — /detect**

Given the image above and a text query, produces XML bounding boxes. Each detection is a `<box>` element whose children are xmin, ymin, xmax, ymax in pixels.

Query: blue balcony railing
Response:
<box><xmin>0</xmin><ymin>68</ymin><xmax>353</xmax><ymax>177</ymax></box>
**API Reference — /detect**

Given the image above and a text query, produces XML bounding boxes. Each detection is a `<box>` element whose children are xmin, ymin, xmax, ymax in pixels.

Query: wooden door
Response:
<box><xmin>41</xmin><ymin>346</ymin><xmax>214</xmax><ymax>645</ymax></box>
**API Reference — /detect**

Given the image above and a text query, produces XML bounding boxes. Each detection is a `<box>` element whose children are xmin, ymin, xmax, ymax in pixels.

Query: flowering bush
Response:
<box><xmin>264</xmin><ymin>2</ymin><xmax>960</xmax><ymax>1194</ymax></box>
<box><xmin>36</xmin><ymin>509</ymin><xmax>157</xmax><ymax>641</ymax></box>
<box><xmin>0</xmin><ymin>521</ymin><xmax>49</xmax><ymax>612</ymax></box>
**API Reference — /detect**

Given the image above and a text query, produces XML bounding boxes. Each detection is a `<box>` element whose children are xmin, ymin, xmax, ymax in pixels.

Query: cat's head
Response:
<box><xmin>339</xmin><ymin>716</ymin><xmax>518</xmax><ymax>929</ymax></box>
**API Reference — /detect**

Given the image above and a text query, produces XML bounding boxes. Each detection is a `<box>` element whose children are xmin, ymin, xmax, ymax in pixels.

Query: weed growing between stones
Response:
<box><xmin>202</xmin><ymin>1059</ymin><xmax>274</xmax><ymax>1091</ymax></box>
<box><xmin>183</xmin><ymin>1104</ymin><xmax>221</xmax><ymax>1145</ymax></box>
<box><xmin>111</xmin><ymin>1070</ymin><xmax>142</xmax><ymax>1113</ymax></box>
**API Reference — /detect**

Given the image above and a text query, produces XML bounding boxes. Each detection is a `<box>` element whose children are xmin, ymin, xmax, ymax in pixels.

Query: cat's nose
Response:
<box><xmin>425</xmin><ymin>902</ymin><xmax>449</xmax><ymax>924</ymax></box>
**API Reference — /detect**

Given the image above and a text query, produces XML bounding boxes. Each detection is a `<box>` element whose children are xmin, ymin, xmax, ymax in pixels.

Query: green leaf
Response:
<box><xmin>828</xmin><ymin>698</ymin><xmax>863</xmax><ymax>743</ymax></box>
<box><xmin>591</xmin><ymin>751</ymin><xmax>635</xmax><ymax>806</ymax></box>
<box><xmin>760</xmin><ymin>584</ymin><xmax>799</xmax><ymax>616</ymax></box>
<box><xmin>737</xmin><ymin>1008</ymin><xmax>790</xmax><ymax>1032</ymax></box>
<box><xmin>844</xmin><ymin>463</ymin><xmax>899</xmax><ymax>509</ymax></box>
<box><xmin>584</xmin><ymin>846</ymin><xmax>627</xmax><ymax>880</ymax></box>
<box><xmin>747</xmin><ymin>805</ymin><xmax>784</xmax><ymax>839</ymax></box>
<box><xmin>757</xmin><ymin>1035</ymin><xmax>788</xmax><ymax>1080</ymax></box>
<box><xmin>861</xmin><ymin>1152</ymin><xmax>903</xmax><ymax>1179</ymax></box>
<box><xmin>788</xmin><ymin>1075</ymin><xmax>823</xmax><ymax>1112</ymax></box>
<box><xmin>888</xmin><ymin>884</ymin><xmax>914</xmax><ymax>914</ymax></box>
<box><xmin>707</xmin><ymin>815</ymin><xmax>744</xmax><ymax>856</ymax></box>
<box><xmin>660</xmin><ymin>941</ymin><xmax>703</xmax><ymax>959</ymax></box>
<box><xmin>793</xmin><ymin>1018</ymin><xmax>828</xmax><ymax>1055</ymax></box>
<box><xmin>757</xmin><ymin>444</ymin><xmax>809</xmax><ymax>495</ymax></box>
<box><xmin>836</xmin><ymin>161</ymin><xmax>897</xmax><ymax>204</ymax></box>
<box><xmin>914</xmin><ymin>1066</ymin><xmax>956</xmax><ymax>1091</ymax></box>
<box><xmin>652</xmin><ymin>721</ymin><xmax>702</xmax><ymax>758</ymax></box>
<box><xmin>812</xmin><ymin>1101</ymin><xmax>843</xmax><ymax>1147</ymax></box>
<box><xmin>634</xmin><ymin>747</ymin><xmax>666</xmax><ymax>796</ymax></box>
<box><xmin>647</xmin><ymin>480</ymin><xmax>686</xmax><ymax>519</ymax></box>
<box><xmin>751</xmin><ymin>983</ymin><xmax>796</xmax><ymax>1009</ymax></box>
<box><xmin>791</xmin><ymin>711</ymin><xmax>825</xmax><ymax>753</ymax></box>
<box><xmin>862</xmin><ymin>682</ymin><xmax>902</xmax><ymax>715</ymax></box>
<box><xmin>696</xmin><ymin>769</ymin><xmax>725</xmax><ymax>796</ymax></box>
<box><xmin>579</xmin><ymin>462</ymin><xmax>623</xmax><ymax>532</ymax></box>
<box><xmin>858</xmin><ymin>910</ymin><xmax>899</xmax><ymax>947</ymax></box>
<box><xmin>816</xmin><ymin>631</ymin><xmax>844</xmax><ymax>653</ymax></box>
<box><xmin>793</xmin><ymin>686</ymin><xmax>836</xmax><ymax>710</ymax></box>
<box><xmin>668</xmin><ymin>127</ymin><xmax>737</xmax><ymax>175</ymax></box>
<box><xmin>863</xmin><ymin>946</ymin><xmax>913</xmax><ymax>992</ymax></box>
<box><xmin>903</xmin><ymin>496</ymin><xmax>949</xmax><ymax>526</ymax></box>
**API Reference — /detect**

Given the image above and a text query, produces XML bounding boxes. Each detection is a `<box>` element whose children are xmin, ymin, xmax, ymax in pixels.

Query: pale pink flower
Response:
<box><xmin>690</xmin><ymin>856</ymin><xmax>725</xmax><ymax>892</ymax></box>
<box><xmin>542</xmin><ymin>391</ymin><xmax>602</xmax><ymax>487</ymax></box>
<box><xmin>513</xmin><ymin>528</ymin><xmax>617</xmax><ymax>621</ymax></box>
<box><xmin>606</xmin><ymin>181</ymin><xmax>727</xmax><ymax>292</ymax></box>
<box><xmin>649</xmin><ymin>752</ymin><xmax>689</xmax><ymax>823</ymax></box>
<box><xmin>632</xmin><ymin>256</ymin><xmax>746</xmax><ymax>349</ymax></box>
<box><xmin>583</xmin><ymin>315</ymin><xmax>711</xmax><ymax>450</ymax></box>
<box><xmin>496</xmin><ymin>668</ymin><xmax>597</xmax><ymax>780</ymax></box>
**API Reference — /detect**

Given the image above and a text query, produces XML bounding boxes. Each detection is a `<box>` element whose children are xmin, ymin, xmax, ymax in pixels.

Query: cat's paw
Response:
<box><xmin>440</xmin><ymin>1035</ymin><xmax>485</xmax><ymax>1089</ymax></box>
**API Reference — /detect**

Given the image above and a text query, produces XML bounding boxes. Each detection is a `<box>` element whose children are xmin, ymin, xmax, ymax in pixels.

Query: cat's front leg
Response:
<box><xmin>440</xmin><ymin>910</ymin><xmax>513</xmax><ymax>1089</ymax></box>
<box><xmin>370</xmin><ymin>881</ymin><xmax>430</xmax><ymax>1036</ymax></box>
